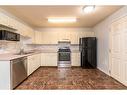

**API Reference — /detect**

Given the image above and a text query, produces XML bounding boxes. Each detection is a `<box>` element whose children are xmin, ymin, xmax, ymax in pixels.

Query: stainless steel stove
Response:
<box><xmin>58</xmin><ymin>41</ymin><xmax>71</xmax><ymax>67</ymax></box>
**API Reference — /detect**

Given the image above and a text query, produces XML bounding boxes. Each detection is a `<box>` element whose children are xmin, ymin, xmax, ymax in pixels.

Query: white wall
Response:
<box><xmin>93</xmin><ymin>6</ymin><xmax>127</xmax><ymax>75</ymax></box>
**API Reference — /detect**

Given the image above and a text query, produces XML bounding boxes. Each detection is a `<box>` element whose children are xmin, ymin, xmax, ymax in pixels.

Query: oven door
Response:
<box><xmin>58</xmin><ymin>52</ymin><xmax>70</xmax><ymax>61</ymax></box>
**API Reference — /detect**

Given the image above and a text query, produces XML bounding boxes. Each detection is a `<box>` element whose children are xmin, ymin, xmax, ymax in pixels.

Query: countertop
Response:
<box><xmin>0</xmin><ymin>53</ymin><xmax>27</xmax><ymax>61</ymax></box>
<box><xmin>0</xmin><ymin>50</ymin><xmax>58</xmax><ymax>61</ymax></box>
<box><xmin>0</xmin><ymin>50</ymin><xmax>80</xmax><ymax>61</ymax></box>
<box><xmin>0</xmin><ymin>51</ymin><xmax>41</xmax><ymax>61</ymax></box>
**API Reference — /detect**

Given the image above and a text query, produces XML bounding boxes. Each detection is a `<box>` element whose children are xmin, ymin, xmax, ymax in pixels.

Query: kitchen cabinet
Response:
<box><xmin>0</xmin><ymin>61</ymin><xmax>11</xmax><ymax>90</ymax></box>
<box><xmin>57</xmin><ymin>31</ymin><xmax>70</xmax><ymax>41</ymax></box>
<box><xmin>28</xmin><ymin>29</ymin><xmax>35</xmax><ymax>43</ymax></box>
<box><xmin>71</xmin><ymin>52</ymin><xmax>80</xmax><ymax>66</ymax></box>
<box><xmin>41</xmin><ymin>32</ymin><xmax>58</xmax><ymax>44</ymax></box>
<box><xmin>35</xmin><ymin>54</ymin><xmax>41</xmax><ymax>69</ymax></box>
<box><xmin>0</xmin><ymin>12</ymin><xmax>21</xmax><ymax>30</ymax></box>
<box><xmin>35</xmin><ymin>31</ymin><xmax>42</xmax><ymax>44</ymax></box>
<box><xmin>0</xmin><ymin>12</ymin><xmax>19</xmax><ymax>31</ymax></box>
<box><xmin>41</xmin><ymin>53</ymin><xmax>57</xmax><ymax>66</ymax></box>
<box><xmin>34</xmin><ymin>30</ymin><xmax>94</xmax><ymax>44</ymax></box>
<box><xmin>0</xmin><ymin>11</ymin><xmax>35</xmax><ymax>42</ymax></box>
<box><xmin>0</xmin><ymin>12</ymin><xmax>9</xmax><ymax>26</ymax></box>
<box><xmin>70</xmin><ymin>32</ymin><xmax>78</xmax><ymax>44</ymax></box>
<box><xmin>35</xmin><ymin>31</ymin><xmax>58</xmax><ymax>44</ymax></box>
<box><xmin>27</xmin><ymin>53</ymin><xmax>41</xmax><ymax>76</ymax></box>
<box><xmin>41</xmin><ymin>52</ymin><xmax>80</xmax><ymax>67</ymax></box>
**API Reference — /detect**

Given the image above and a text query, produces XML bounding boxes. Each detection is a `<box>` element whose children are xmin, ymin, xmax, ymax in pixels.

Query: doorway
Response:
<box><xmin>109</xmin><ymin>15</ymin><xmax>127</xmax><ymax>86</ymax></box>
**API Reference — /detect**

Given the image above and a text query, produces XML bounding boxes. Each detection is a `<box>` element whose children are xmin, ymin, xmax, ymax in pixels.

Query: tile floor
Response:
<box><xmin>15</xmin><ymin>67</ymin><xmax>127</xmax><ymax>90</ymax></box>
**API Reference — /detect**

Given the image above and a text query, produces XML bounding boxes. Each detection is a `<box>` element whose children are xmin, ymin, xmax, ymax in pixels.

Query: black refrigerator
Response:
<box><xmin>79</xmin><ymin>37</ymin><xmax>97</xmax><ymax>69</ymax></box>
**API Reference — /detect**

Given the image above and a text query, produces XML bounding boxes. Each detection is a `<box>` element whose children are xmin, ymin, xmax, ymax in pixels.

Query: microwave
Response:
<box><xmin>0</xmin><ymin>30</ymin><xmax>20</xmax><ymax>41</ymax></box>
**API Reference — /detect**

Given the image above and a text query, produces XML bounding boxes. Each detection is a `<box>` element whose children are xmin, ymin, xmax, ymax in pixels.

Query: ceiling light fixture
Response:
<box><xmin>83</xmin><ymin>5</ymin><xmax>95</xmax><ymax>13</ymax></box>
<box><xmin>48</xmin><ymin>17</ymin><xmax>77</xmax><ymax>23</ymax></box>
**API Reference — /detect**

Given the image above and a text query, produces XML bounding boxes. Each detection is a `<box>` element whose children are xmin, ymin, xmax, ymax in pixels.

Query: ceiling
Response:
<box><xmin>1</xmin><ymin>6</ymin><xmax>122</xmax><ymax>28</ymax></box>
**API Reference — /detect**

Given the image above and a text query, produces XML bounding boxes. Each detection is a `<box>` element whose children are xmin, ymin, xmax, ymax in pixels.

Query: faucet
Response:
<box><xmin>19</xmin><ymin>48</ymin><xmax>24</xmax><ymax>55</ymax></box>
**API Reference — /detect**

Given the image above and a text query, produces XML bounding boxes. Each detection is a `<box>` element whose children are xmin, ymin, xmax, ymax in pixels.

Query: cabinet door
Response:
<box><xmin>7</xmin><ymin>17</ymin><xmax>16</xmax><ymax>29</ymax></box>
<box><xmin>30</xmin><ymin>30</ymin><xmax>35</xmax><ymax>43</ymax></box>
<box><xmin>71</xmin><ymin>53</ymin><xmax>80</xmax><ymax>66</ymax></box>
<box><xmin>27</xmin><ymin>55</ymin><xmax>35</xmax><ymax>76</ymax></box>
<box><xmin>45</xmin><ymin>53</ymin><xmax>57</xmax><ymax>66</ymax></box>
<box><xmin>41</xmin><ymin>53</ymin><xmax>57</xmax><ymax>66</ymax></box>
<box><xmin>41</xmin><ymin>53</ymin><xmax>46</xmax><ymax>66</ymax></box>
<box><xmin>35</xmin><ymin>31</ymin><xmax>42</xmax><ymax>44</ymax></box>
<box><xmin>0</xmin><ymin>12</ymin><xmax>9</xmax><ymax>26</ymax></box>
<box><xmin>27</xmin><ymin>54</ymin><xmax>41</xmax><ymax>76</ymax></box>
<box><xmin>34</xmin><ymin>54</ymin><xmax>41</xmax><ymax>69</ymax></box>
<box><xmin>70</xmin><ymin>32</ymin><xmax>78</xmax><ymax>44</ymax></box>
<box><xmin>49</xmin><ymin>32</ymin><xmax>58</xmax><ymax>44</ymax></box>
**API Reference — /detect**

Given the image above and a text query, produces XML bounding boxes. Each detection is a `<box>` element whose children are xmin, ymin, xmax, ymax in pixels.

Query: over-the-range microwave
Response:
<box><xmin>0</xmin><ymin>30</ymin><xmax>20</xmax><ymax>41</ymax></box>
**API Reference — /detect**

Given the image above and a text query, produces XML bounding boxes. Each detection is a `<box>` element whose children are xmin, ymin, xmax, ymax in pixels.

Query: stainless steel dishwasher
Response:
<box><xmin>10</xmin><ymin>57</ymin><xmax>27</xmax><ymax>89</ymax></box>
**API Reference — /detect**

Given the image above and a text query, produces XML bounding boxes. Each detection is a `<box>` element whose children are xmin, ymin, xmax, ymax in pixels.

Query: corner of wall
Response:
<box><xmin>93</xmin><ymin>6</ymin><xmax>127</xmax><ymax>75</ymax></box>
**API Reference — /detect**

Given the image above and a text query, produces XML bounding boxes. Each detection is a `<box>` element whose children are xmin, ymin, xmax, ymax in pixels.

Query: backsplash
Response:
<box><xmin>0</xmin><ymin>36</ymin><xmax>35</xmax><ymax>54</ymax></box>
<box><xmin>29</xmin><ymin>44</ymin><xmax>79</xmax><ymax>52</ymax></box>
<box><xmin>0</xmin><ymin>37</ymin><xmax>79</xmax><ymax>54</ymax></box>
<box><xmin>0</xmin><ymin>41</ymin><xmax>20</xmax><ymax>54</ymax></box>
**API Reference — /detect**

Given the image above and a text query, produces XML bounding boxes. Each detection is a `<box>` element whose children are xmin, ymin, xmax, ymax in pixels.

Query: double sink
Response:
<box><xmin>14</xmin><ymin>51</ymin><xmax>35</xmax><ymax>55</ymax></box>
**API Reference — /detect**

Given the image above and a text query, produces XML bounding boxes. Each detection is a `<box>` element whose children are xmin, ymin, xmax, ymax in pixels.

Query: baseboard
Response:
<box><xmin>97</xmin><ymin>67</ymin><xmax>110</xmax><ymax>76</ymax></box>
<box><xmin>71</xmin><ymin>66</ymin><xmax>80</xmax><ymax>68</ymax></box>
<box><xmin>41</xmin><ymin>66</ymin><xmax>80</xmax><ymax>67</ymax></box>
<box><xmin>40</xmin><ymin>66</ymin><xmax>57</xmax><ymax>68</ymax></box>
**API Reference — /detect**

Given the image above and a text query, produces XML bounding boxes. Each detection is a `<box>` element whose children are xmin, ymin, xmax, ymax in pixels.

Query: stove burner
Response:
<box><xmin>58</xmin><ymin>48</ymin><xmax>71</xmax><ymax>52</ymax></box>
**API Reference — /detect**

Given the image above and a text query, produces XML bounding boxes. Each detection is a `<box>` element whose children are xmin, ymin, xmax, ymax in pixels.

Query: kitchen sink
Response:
<box><xmin>14</xmin><ymin>51</ymin><xmax>34</xmax><ymax>55</ymax></box>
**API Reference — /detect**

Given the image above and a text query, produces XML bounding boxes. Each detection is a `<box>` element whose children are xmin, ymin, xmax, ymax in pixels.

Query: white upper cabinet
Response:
<box><xmin>0</xmin><ymin>12</ymin><xmax>21</xmax><ymax>31</ymax></box>
<box><xmin>34</xmin><ymin>30</ymin><xmax>94</xmax><ymax>44</ymax></box>
<box><xmin>35</xmin><ymin>31</ymin><xmax>43</xmax><ymax>44</ymax></box>
<box><xmin>70</xmin><ymin>32</ymin><xmax>78</xmax><ymax>44</ymax></box>
<box><xmin>0</xmin><ymin>11</ymin><xmax>35</xmax><ymax>42</ymax></box>
<box><xmin>0</xmin><ymin>12</ymin><xmax>9</xmax><ymax>26</ymax></box>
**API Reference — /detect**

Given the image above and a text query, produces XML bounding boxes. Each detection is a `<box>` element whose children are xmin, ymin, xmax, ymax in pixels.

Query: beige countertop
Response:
<box><xmin>0</xmin><ymin>51</ymin><xmax>41</xmax><ymax>61</ymax></box>
<box><xmin>0</xmin><ymin>49</ymin><xmax>79</xmax><ymax>61</ymax></box>
<box><xmin>0</xmin><ymin>50</ymin><xmax>57</xmax><ymax>61</ymax></box>
<box><xmin>0</xmin><ymin>53</ymin><xmax>27</xmax><ymax>61</ymax></box>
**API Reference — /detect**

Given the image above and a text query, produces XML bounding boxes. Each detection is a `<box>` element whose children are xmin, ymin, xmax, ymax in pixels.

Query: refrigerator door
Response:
<box><xmin>80</xmin><ymin>37</ymin><xmax>96</xmax><ymax>69</ymax></box>
<box><xmin>79</xmin><ymin>38</ymin><xmax>82</xmax><ymax>51</ymax></box>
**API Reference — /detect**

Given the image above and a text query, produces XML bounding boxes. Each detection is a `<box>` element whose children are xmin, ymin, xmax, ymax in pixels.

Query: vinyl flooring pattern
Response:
<box><xmin>15</xmin><ymin>67</ymin><xmax>127</xmax><ymax>90</ymax></box>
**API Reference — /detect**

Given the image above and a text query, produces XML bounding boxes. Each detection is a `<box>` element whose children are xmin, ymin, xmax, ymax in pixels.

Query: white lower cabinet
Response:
<box><xmin>28</xmin><ymin>53</ymin><xmax>57</xmax><ymax>76</ymax></box>
<box><xmin>0</xmin><ymin>61</ymin><xmax>11</xmax><ymax>90</ymax></box>
<box><xmin>41</xmin><ymin>53</ymin><xmax>57</xmax><ymax>66</ymax></box>
<box><xmin>27</xmin><ymin>53</ymin><xmax>41</xmax><ymax>76</ymax></box>
<box><xmin>41</xmin><ymin>52</ymin><xmax>80</xmax><ymax>67</ymax></box>
<box><xmin>71</xmin><ymin>52</ymin><xmax>80</xmax><ymax>66</ymax></box>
